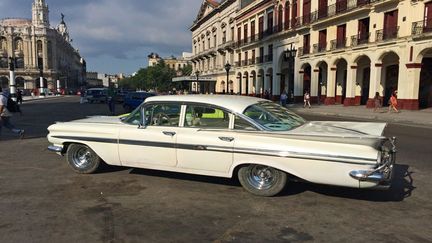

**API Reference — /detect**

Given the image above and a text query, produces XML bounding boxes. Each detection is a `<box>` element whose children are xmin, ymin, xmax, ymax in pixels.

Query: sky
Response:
<box><xmin>0</xmin><ymin>0</ymin><xmax>203</xmax><ymax>75</ymax></box>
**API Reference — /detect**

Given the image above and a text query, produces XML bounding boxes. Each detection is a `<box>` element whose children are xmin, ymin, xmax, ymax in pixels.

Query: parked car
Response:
<box><xmin>47</xmin><ymin>95</ymin><xmax>396</xmax><ymax>197</ymax></box>
<box><xmin>123</xmin><ymin>91</ymin><xmax>156</xmax><ymax>112</ymax></box>
<box><xmin>85</xmin><ymin>88</ymin><xmax>108</xmax><ymax>103</ymax></box>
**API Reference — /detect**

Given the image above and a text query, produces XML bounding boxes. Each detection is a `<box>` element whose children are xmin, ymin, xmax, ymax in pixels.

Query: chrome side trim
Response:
<box><xmin>52</xmin><ymin>135</ymin><xmax>376</xmax><ymax>165</ymax></box>
<box><xmin>48</xmin><ymin>145</ymin><xmax>63</xmax><ymax>153</ymax></box>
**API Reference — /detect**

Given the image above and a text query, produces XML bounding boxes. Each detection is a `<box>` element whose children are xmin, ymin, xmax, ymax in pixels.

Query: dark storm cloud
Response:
<box><xmin>1</xmin><ymin>0</ymin><xmax>202</xmax><ymax>74</ymax></box>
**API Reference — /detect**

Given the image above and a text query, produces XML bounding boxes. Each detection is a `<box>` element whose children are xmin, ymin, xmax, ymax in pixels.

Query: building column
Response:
<box><xmin>366</xmin><ymin>63</ymin><xmax>382</xmax><ymax>108</ymax></box>
<box><xmin>325</xmin><ymin>67</ymin><xmax>336</xmax><ymax>105</ymax></box>
<box><xmin>311</xmin><ymin>69</ymin><xmax>319</xmax><ymax>103</ymax></box>
<box><xmin>343</xmin><ymin>65</ymin><xmax>357</xmax><ymax>106</ymax></box>
<box><xmin>398</xmin><ymin>63</ymin><xmax>422</xmax><ymax>110</ymax></box>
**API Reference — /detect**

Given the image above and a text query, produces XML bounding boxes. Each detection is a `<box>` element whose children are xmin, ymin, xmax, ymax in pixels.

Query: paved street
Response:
<box><xmin>0</xmin><ymin>96</ymin><xmax>431</xmax><ymax>242</ymax></box>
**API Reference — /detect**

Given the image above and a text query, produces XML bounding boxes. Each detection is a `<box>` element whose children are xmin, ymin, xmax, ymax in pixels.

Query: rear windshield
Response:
<box><xmin>243</xmin><ymin>101</ymin><xmax>306</xmax><ymax>131</ymax></box>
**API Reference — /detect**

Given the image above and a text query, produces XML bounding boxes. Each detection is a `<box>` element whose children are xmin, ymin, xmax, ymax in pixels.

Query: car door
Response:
<box><xmin>118</xmin><ymin>103</ymin><xmax>181</xmax><ymax>168</ymax></box>
<box><xmin>176</xmin><ymin>104</ymin><xmax>234</xmax><ymax>174</ymax></box>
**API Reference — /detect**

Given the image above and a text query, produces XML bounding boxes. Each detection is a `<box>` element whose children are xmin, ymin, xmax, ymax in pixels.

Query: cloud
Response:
<box><xmin>2</xmin><ymin>0</ymin><xmax>202</xmax><ymax>74</ymax></box>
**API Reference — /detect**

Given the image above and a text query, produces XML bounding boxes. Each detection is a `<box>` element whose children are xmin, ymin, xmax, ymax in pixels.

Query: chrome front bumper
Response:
<box><xmin>349</xmin><ymin>137</ymin><xmax>396</xmax><ymax>189</ymax></box>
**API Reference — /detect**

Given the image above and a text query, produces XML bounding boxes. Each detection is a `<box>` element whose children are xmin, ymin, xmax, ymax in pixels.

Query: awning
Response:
<box><xmin>172</xmin><ymin>76</ymin><xmax>217</xmax><ymax>82</ymax></box>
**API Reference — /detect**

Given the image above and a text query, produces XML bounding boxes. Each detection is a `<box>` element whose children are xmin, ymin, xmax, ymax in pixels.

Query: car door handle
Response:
<box><xmin>162</xmin><ymin>131</ymin><xmax>176</xmax><ymax>136</ymax></box>
<box><xmin>219</xmin><ymin>136</ymin><xmax>234</xmax><ymax>142</ymax></box>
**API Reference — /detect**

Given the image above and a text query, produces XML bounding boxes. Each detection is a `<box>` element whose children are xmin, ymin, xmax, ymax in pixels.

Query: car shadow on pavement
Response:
<box><xmin>129</xmin><ymin>168</ymin><xmax>241</xmax><ymax>187</ymax></box>
<box><xmin>280</xmin><ymin>164</ymin><xmax>415</xmax><ymax>201</ymax></box>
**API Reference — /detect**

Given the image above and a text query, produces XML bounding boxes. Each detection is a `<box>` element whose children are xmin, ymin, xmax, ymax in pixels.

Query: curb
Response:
<box><xmin>292</xmin><ymin>109</ymin><xmax>432</xmax><ymax>127</ymax></box>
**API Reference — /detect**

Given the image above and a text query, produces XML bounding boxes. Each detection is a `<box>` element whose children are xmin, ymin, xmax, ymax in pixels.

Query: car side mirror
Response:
<box><xmin>138</xmin><ymin>106</ymin><xmax>146</xmax><ymax>129</ymax></box>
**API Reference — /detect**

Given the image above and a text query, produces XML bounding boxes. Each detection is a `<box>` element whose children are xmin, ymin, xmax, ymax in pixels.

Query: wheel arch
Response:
<box><xmin>229</xmin><ymin>161</ymin><xmax>304</xmax><ymax>181</ymax></box>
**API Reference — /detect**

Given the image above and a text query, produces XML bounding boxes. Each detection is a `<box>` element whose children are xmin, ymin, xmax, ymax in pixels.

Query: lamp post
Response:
<box><xmin>195</xmin><ymin>70</ymin><xmax>200</xmax><ymax>94</ymax></box>
<box><xmin>224</xmin><ymin>62</ymin><xmax>231</xmax><ymax>94</ymax></box>
<box><xmin>39</xmin><ymin>64</ymin><xmax>44</xmax><ymax>97</ymax></box>
<box><xmin>8</xmin><ymin>57</ymin><xmax>17</xmax><ymax>101</ymax></box>
<box><xmin>284</xmin><ymin>44</ymin><xmax>297</xmax><ymax>103</ymax></box>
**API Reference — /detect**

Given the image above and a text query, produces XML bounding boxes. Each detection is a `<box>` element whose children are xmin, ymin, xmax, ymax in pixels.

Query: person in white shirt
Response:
<box><xmin>0</xmin><ymin>87</ymin><xmax>24</xmax><ymax>139</ymax></box>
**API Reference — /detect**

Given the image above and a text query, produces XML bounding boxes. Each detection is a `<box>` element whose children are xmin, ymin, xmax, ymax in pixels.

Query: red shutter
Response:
<box><xmin>425</xmin><ymin>2</ymin><xmax>432</xmax><ymax>29</ymax></box>
<box><xmin>251</xmin><ymin>21</ymin><xmax>255</xmax><ymax>41</ymax></box>
<box><xmin>258</xmin><ymin>16</ymin><xmax>264</xmax><ymax>38</ymax></box>
<box><xmin>285</xmin><ymin>3</ymin><xmax>290</xmax><ymax>29</ymax></box>
<box><xmin>303</xmin><ymin>0</ymin><xmax>311</xmax><ymax>24</ymax></box>
<box><xmin>337</xmin><ymin>25</ymin><xmax>346</xmax><ymax>47</ymax></box>
<box><xmin>319</xmin><ymin>30</ymin><xmax>327</xmax><ymax>50</ymax></box>
<box><xmin>292</xmin><ymin>0</ymin><xmax>298</xmax><ymax>27</ymax></box>
<box><xmin>319</xmin><ymin>0</ymin><xmax>328</xmax><ymax>18</ymax></box>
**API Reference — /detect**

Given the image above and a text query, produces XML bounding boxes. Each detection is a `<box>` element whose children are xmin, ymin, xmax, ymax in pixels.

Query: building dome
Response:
<box><xmin>0</xmin><ymin>18</ymin><xmax>32</xmax><ymax>27</ymax></box>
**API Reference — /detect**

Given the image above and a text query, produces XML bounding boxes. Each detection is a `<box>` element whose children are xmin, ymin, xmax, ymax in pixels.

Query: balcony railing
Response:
<box><xmin>330</xmin><ymin>38</ymin><xmax>347</xmax><ymax>50</ymax></box>
<box><xmin>351</xmin><ymin>33</ymin><xmax>370</xmax><ymax>46</ymax></box>
<box><xmin>313</xmin><ymin>43</ymin><xmax>327</xmax><ymax>53</ymax></box>
<box><xmin>376</xmin><ymin>26</ymin><xmax>399</xmax><ymax>41</ymax></box>
<box><xmin>299</xmin><ymin>46</ymin><xmax>310</xmax><ymax>56</ymax></box>
<box><xmin>249</xmin><ymin>58</ymin><xmax>255</xmax><ymax>65</ymax></box>
<box><xmin>264</xmin><ymin>54</ymin><xmax>273</xmax><ymax>62</ymax></box>
<box><xmin>241</xmin><ymin>60</ymin><xmax>247</xmax><ymax>66</ymax></box>
<box><xmin>256</xmin><ymin>56</ymin><xmax>263</xmax><ymax>64</ymax></box>
<box><xmin>412</xmin><ymin>19</ymin><xmax>432</xmax><ymax>35</ymax></box>
<box><xmin>235</xmin><ymin>61</ymin><xmax>241</xmax><ymax>67</ymax></box>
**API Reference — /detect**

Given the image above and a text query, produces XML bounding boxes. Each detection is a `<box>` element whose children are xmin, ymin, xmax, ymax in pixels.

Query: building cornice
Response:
<box><xmin>190</xmin><ymin>0</ymin><xmax>236</xmax><ymax>32</ymax></box>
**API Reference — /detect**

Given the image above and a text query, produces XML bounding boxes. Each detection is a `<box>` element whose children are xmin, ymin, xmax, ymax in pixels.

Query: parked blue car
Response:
<box><xmin>123</xmin><ymin>92</ymin><xmax>156</xmax><ymax>112</ymax></box>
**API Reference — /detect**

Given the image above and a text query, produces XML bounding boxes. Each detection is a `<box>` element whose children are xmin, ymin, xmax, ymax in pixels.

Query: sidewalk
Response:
<box><xmin>289</xmin><ymin>103</ymin><xmax>432</xmax><ymax>127</ymax></box>
<box><xmin>22</xmin><ymin>95</ymin><xmax>67</xmax><ymax>102</ymax></box>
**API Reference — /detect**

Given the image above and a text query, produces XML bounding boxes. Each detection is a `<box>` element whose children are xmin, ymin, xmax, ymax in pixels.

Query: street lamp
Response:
<box><xmin>224</xmin><ymin>62</ymin><xmax>231</xmax><ymax>94</ymax></box>
<box><xmin>8</xmin><ymin>57</ymin><xmax>17</xmax><ymax>101</ymax></box>
<box><xmin>195</xmin><ymin>70</ymin><xmax>200</xmax><ymax>93</ymax></box>
<box><xmin>38</xmin><ymin>63</ymin><xmax>45</xmax><ymax>97</ymax></box>
<box><xmin>284</xmin><ymin>44</ymin><xmax>297</xmax><ymax>103</ymax></box>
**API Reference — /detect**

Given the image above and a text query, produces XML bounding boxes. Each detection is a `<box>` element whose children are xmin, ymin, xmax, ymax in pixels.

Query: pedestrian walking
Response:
<box><xmin>0</xmin><ymin>87</ymin><xmax>24</xmax><ymax>139</ymax></box>
<box><xmin>280</xmin><ymin>91</ymin><xmax>288</xmax><ymax>107</ymax></box>
<box><xmin>16</xmin><ymin>89</ymin><xmax>23</xmax><ymax>104</ymax></box>
<box><xmin>264</xmin><ymin>90</ymin><xmax>270</xmax><ymax>100</ymax></box>
<box><xmin>388</xmin><ymin>90</ymin><xmax>399</xmax><ymax>113</ymax></box>
<box><xmin>107</xmin><ymin>86</ymin><xmax>117</xmax><ymax>115</ymax></box>
<box><xmin>304</xmin><ymin>91</ymin><xmax>311</xmax><ymax>108</ymax></box>
<box><xmin>79</xmin><ymin>87</ymin><xmax>86</xmax><ymax>104</ymax></box>
<box><xmin>373</xmin><ymin>92</ymin><xmax>382</xmax><ymax>112</ymax></box>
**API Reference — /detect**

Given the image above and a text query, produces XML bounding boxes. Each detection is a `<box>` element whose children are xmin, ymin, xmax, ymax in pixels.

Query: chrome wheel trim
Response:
<box><xmin>245</xmin><ymin>165</ymin><xmax>277</xmax><ymax>190</ymax></box>
<box><xmin>71</xmin><ymin>147</ymin><xmax>95</xmax><ymax>169</ymax></box>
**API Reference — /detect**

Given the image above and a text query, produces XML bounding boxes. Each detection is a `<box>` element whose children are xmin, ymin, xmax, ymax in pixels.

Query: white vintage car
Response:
<box><xmin>47</xmin><ymin>95</ymin><xmax>396</xmax><ymax>196</ymax></box>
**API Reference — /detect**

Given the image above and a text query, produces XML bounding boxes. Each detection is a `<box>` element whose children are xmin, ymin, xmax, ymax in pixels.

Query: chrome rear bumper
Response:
<box><xmin>48</xmin><ymin>145</ymin><xmax>63</xmax><ymax>153</ymax></box>
<box><xmin>349</xmin><ymin>137</ymin><xmax>396</xmax><ymax>189</ymax></box>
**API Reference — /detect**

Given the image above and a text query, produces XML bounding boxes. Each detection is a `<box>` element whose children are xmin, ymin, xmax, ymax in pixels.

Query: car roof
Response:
<box><xmin>145</xmin><ymin>95</ymin><xmax>268</xmax><ymax>114</ymax></box>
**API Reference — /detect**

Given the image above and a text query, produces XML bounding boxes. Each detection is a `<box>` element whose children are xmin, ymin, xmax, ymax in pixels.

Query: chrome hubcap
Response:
<box><xmin>72</xmin><ymin>147</ymin><xmax>94</xmax><ymax>169</ymax></box>
<box><xmin>246</xmin><ymin>165</ymin><xmax>277</xmax><ymax>190</ymax></box>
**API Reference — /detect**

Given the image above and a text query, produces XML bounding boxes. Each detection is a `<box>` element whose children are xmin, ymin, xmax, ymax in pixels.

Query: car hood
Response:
<box><xmin>70</xmin><ymin>116</ymin><xmax>123</xmax><ymax>124</ymax></box>
<box><xmin>290</xmin><ymin>121</ymin><xmax>387</xmax><ymax>137</ymax></box>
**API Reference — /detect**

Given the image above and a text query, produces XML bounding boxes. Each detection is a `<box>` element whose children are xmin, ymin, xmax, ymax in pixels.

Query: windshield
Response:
<box><xmin>243</xmin><ymin>101</ymin><xmax>306</xmax><ymax>131</ymax></box>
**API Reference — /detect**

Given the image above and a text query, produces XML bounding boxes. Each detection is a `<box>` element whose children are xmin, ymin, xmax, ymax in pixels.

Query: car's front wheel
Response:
<box><xmin>238</xmin><ymin>164</ymin><xmax>287</xmax><ymax>197</ymax></box>
<box><xmin>66</xmin><ymin>144</ymin><xmax>101</xmax><ymax>174</ymax></box>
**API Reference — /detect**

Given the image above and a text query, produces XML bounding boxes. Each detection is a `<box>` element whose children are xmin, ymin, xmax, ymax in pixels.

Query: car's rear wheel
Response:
<box><xmin>66</xmin><ymin>144</ymin><xmax>101</xmax><ymax>174</ymax></box>
<box><xmin>238</xmin><ymin>164</ymin><xmax>287</xmax><ymax>197</ymax></box>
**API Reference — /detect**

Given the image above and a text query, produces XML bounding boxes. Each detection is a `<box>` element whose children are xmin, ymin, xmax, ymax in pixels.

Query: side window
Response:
<box><xmin>145</xmin><ymin>103</ymin><xmax>181</xmax><ymax>127</ymax></box>
<box><xmin>123</xmin><ymin>108</ymin><xmax>141</xmax><ymax>125</ymax></box>
<box><xmin>184</xmin><ymin>105</ymin><xmax>229</xmax><ymax>129</ymax></box>
<box><xmin>234</xmin><ymin>115</ymin><xmax>257</xmax><ymax>131</ymax></box>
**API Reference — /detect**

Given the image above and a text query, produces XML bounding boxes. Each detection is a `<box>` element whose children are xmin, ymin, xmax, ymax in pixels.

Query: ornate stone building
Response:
<box><xmin>148</xmin><ymin>52</ymin><xmax>192</xmax><ymax>72</ymax></box>
<box><xmin>190</xmin><ymin>0</ymin><xmax>432</xmax><ymax>110</ymax></box>
<box><xmin>0</xmin><ymin>0</ymin><xmax>86</xmax><ymax>92</ymax></box>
